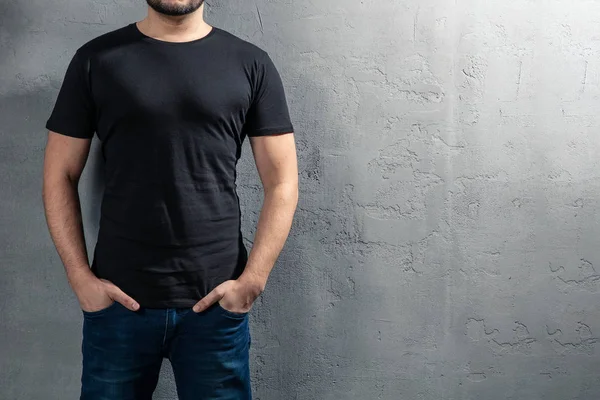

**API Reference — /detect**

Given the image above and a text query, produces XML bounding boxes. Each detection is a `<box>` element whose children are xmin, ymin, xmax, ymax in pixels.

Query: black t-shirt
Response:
<box><xmin>45</xmin><ymin>23</ymin><xmax>294</xmax><ymax>308</ymax></box>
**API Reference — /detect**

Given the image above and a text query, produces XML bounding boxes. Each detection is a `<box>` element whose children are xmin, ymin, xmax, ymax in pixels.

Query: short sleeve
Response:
<box><xmin>242</xmin><ymin>51</ymin><xmax>294</xmax><ymax>137</ymax></box>
<box><xmin>45</xmin><ymin>50</ymin><xmax>96</xmax><ymax>139</ymax></box>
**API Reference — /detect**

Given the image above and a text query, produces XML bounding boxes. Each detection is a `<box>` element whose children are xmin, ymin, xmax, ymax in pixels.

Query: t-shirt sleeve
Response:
<box><xmin>242</xmin><ymin>51</ymin><xmax>294</xmax><ymax>137</ymax></box>
<box><xmin>45</xmin><ymin>50</ymin><xmax>96</xmax><ymax>139</ymax></box>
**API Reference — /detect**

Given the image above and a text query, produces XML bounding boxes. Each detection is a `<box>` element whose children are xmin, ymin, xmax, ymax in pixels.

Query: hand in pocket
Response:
<box><xmin>191</xmin><ymin>278</ymin><xmax>264</xmax><ymax>314</ymax></box>
<box><xmin>74</xmin><ymin>276</ymin><xmax>140</xmax><ymax>312</ymax></box>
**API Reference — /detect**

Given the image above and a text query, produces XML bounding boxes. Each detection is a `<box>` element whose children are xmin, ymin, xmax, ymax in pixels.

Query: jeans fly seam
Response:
<box><xmin>162</xmin><ymin>310</ymin><xmax>169</xmax><ymax>348</ymax></box>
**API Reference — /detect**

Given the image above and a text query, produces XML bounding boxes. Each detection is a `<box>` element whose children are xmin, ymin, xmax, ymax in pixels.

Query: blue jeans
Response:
<box><xmin>80</xmin><ymin>301</ymin><xmax>252</xmax><ymax>400</ymax></box>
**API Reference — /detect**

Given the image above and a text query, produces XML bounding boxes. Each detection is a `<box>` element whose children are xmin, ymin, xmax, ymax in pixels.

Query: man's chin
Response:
<box><xmin>146</xmin><ymin>0</ymin><xmax>204</xmax><ymax>17</ymax></box>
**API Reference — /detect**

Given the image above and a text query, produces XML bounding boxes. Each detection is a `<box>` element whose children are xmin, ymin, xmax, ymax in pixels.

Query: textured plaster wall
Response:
<box><xmin>2</xmin><ymin>0</ymin><xmax>600</xmax><ymax>399</ymax></box>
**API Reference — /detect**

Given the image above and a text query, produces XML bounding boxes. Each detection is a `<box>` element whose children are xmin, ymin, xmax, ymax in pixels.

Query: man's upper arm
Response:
<box><xmin>249</xmin><ymin>133</ymin><xmax>298</xmax><ymax>191</ymax></box>
<box><xmin>44</xmin><ymin>131</ymin><xmax>92</xmax><ymax>183</ymax></box>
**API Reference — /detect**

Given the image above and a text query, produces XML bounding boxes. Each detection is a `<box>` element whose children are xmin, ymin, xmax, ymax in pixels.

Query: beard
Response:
<box><xmin>145</xmin><ymin>0</ymin><xmax>205</xmax><ymax>16</ymax></box>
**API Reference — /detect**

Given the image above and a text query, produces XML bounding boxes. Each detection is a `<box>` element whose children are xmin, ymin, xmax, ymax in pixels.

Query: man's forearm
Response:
<box><xmin>239</xmin><ymin>182</ymin><xmax>298</xmax><ymax>292</ymax></box>
<box><xmin>42</xmin><ymin>176</ymin><xmax>95</xmax><ymax>288</ymax></box>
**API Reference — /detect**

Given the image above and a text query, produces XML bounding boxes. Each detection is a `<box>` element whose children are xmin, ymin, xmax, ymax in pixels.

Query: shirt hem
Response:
<box><xmin>246</xmin><ymin>125</ymin><xmax>294</xmax><ymax>137</ymax></box>
<box><xmin>139</xmin><ymin>299</ymin><xmax>200</xmax><ymax>309</ymax></box>
<box><xmin>46</xmin><ymin>120</ymin><xmax>94</xmax><ymax>139</ymax></box>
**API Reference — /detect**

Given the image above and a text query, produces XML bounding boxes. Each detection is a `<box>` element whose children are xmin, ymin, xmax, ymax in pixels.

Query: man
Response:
<box><xmin>41</xmin><ymin>0</ymin><xmax>298</xmax><ymax>399</ymax></box>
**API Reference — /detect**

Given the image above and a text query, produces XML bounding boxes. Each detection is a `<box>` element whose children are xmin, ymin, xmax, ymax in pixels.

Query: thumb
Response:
<box><xmin>105</xmin><ymin>282</ymin><xmax>140</xmax><ymax>311</ymax></box>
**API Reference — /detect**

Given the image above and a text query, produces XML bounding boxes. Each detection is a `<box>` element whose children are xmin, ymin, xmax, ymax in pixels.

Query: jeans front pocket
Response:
<box><xmin>81</xmin><ymin>300</ymin><xmax>120</xmax><ymax>317</ymax></box>
<box><xmin>216</xmin><ymin>301</ymin><xmax>248</xmax><ymax>318</ymax></box>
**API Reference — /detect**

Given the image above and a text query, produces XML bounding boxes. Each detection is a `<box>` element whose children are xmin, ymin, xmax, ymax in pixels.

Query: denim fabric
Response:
<box><xmin>79</xmin><ymin>301</ymin><xmax>251</xmax><ymax>400</ymax></box>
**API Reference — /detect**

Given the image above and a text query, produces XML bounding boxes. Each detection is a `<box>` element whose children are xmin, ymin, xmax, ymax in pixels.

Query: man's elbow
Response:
<box><xmin>263</xmin><ymin>181</ymin><xmax>298</xmax><ymax>205</ymax></box>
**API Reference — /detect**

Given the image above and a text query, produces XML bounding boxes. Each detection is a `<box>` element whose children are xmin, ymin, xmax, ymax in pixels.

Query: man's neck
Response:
<box><xmin>137</xmin><ymin>5</ymin><xmax>212</xmax><ymax>43</ymax></box>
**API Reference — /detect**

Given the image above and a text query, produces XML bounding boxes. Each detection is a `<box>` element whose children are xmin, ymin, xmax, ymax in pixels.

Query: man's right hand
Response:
<box><xmin>73</xmin><ymin>274</ymin><xmax>140</xmax><ymax>312</ymax></box>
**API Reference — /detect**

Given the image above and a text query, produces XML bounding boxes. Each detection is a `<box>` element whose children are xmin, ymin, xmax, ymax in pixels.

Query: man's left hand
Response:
<box><xmin>192</xmin><ymin>276</ymin><xmax>265</xmax><ymax>314</ymax></box>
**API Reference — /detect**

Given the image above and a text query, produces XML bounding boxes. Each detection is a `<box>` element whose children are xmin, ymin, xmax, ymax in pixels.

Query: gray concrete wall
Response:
<box><xmin>2</xmin><ymin>0</ymin><xmax>600</xmax><ymax>399</ymax></box>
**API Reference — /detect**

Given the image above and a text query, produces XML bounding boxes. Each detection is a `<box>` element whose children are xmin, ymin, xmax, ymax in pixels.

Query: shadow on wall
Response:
<box><xmin>0</xmin><ymin>88</ymin><xmax>63</xmax><ymax>241</ymax></box>
<box><xmin>0</xmin><ymin>83</ymin><xmax>105</xmax><ymax>257</ymax></box>
<box><xmin>84</xmin><ymin>137</ymin><xmax>106</xmax><ymax>242</ymax></box>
